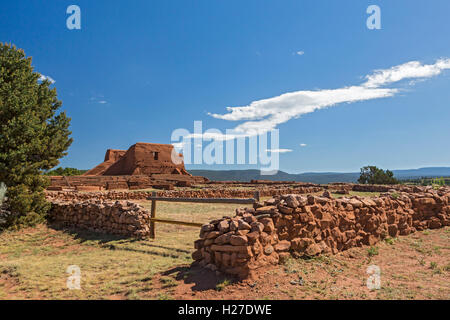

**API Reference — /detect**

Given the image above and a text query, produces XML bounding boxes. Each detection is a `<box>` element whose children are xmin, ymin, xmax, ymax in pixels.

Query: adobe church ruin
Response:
<box><xmin>84</xmin><ymin>143</ymin><xmax>190</xmax><ymax>176</ymax></box>
<box><xmin>48</xmin><ymin>143</ymin><xmax>207</xmax><ymax>191</ymax></box>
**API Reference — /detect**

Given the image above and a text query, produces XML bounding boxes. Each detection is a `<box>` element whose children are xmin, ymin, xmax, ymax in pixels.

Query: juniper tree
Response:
<box><xmin>0</xmin><ymin>43</ymin><xmax>72</xmax><ymax>229</ymax></box>
<box><xmin>358</xmin><ymin>166</ymin><xmax>399</xmax><ymax>185</ymax></box>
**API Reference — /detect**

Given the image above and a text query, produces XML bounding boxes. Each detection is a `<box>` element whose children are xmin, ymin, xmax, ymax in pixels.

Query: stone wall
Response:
<box><xmin>48</xmin><ymin>200</ymin><xmax>152</xmax><ymax>238</ymax></box>
<box><xmin>48</xmin><ymin>174</ymin><xmax>207</xmax><ymax>191</ymax></box>
<box><xmin>45</xmin><ymin>186</ymin><xmax>323</xmax><ymax>202</ymax></box>
<box><xmin>192</xmin><ymin>187</ymin><xmax>450</xmax><ymax>279</ymax></box>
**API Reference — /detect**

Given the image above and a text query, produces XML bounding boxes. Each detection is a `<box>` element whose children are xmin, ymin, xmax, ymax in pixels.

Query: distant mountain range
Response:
<box><xmin>188</xmin><ymin>167</ymin><xmax>450</xmax><ymax>184</ymax></box>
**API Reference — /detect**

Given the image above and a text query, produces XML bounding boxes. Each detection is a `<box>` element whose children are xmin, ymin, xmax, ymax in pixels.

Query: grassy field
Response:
<box><xmin>0</xmin><ymin>195</ymin><xmax>448</xmax><ymax>300</ymax></box>
<box><xmin>0</xmin><ymin>201</ymin><xmax>240</xmax><ymax>299</ymax></box>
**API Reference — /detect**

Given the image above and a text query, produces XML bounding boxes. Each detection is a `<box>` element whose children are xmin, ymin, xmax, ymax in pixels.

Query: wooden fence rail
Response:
<box><xmin>148</xmin><ymin>191</ymin><xmax>260</xmax><ymax>239</ymax></box>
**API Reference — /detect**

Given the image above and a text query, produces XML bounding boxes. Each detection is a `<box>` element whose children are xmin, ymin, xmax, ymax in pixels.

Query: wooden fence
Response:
<box><xmin>147</xmin><ymin>191</ymin><xmax>260</xmax><ymax>239</ymax></box>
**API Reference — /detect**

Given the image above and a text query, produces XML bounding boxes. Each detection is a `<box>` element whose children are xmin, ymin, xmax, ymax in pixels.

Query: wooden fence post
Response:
<box><xmin>254</xmin><ymin>190</ymin><xmax>260</xmax><ymax>203</ymax></box>
<box><xmin>150</xmin><ymin>191</ymin><xmax>156</xmax><ymax>239</ymax></box>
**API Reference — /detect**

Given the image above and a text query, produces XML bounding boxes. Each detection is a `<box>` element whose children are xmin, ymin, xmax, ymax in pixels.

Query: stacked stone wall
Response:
<box><xmin>48</xmin><ymin>200</ymin><xmax>152</xmax><ymax>238</ymax></box>
<box><xmin>192</xmin><ymin>187</ymin><xmax>450</xmax><ymax>278</ymax></box>
<box><xmin>46</xmin><ymin>186</ymin><xmax>323</xmax><ymax>202</ymax></box>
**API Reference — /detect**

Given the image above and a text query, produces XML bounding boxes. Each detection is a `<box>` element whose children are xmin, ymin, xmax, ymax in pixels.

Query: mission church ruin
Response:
<box><xmin>48</xmin><ymin>142</ymin><xmax>207</xmax><ymax>191</ymax></box>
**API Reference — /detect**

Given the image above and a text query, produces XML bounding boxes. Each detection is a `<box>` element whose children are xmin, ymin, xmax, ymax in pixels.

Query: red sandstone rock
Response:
<box><xmin>264</xmin><ymin>245</ymin><xmax>274</xmax><ymax>255</ymax></box>
<box><xmin>256</xmin><ymin>206</ymin><xmax>277</xmax><ymax>214</ymax></box>
<box><xmin>218</xmin><ymin>220</ymin><xmax>230</xmax><ymax>232</ymax></box>
<box><xmin>274</xmin><ymin>240</ymin><xmax>291</xmax><ymax>252</ymax></box>
<box><xmin>250</xmin><ymin>222</ymin><xmax>264</xmax><ymax>233</ymax></box>
<box><xmin>246</xmin><ymin>231</ymin><xmax>260</xmax><ymax>244</ymax></box>
<box><xmin>211</xmin><ymin>245</ymin><xmax>252</xmax><ymax>254</ymax></box>
<box><xmin>230</xmin><ymin>235</ymin><xmax>248</xmax><ymax>246</ymax></box>
<box><xmin>238</xmin><ymin>220</ymin><xmax>251</xmax><ymax>230</ymax></box>
<box><xmin>305</xmin><ymin>243</ymin><xmax>322</xmax><ymax>256</ymax></box>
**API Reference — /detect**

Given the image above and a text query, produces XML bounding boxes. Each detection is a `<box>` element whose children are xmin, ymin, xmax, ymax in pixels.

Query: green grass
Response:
<box><xmin>330</xmin><ymin>191</ymin><xmax>381</xmax><ymax>199</ymax></box>
<box><xmin>384</xmin><ymin>237</ymin><xmax>396</xmax><ymax>245</ymax></box>
<box><xmin>390</xmin><ymin>192</ymin><xmax>400</xmax><ymax>199</ymax></box>
<box><xmin>367</xmin><ymin>246</ymin><xmax>379</xmax><ymax>257</ymax></box>
<box><xmin>215</xmin><ymin>279</ymin><xmax>232</xmax><ymax>291</ymax></box>
<box><xmin>429</xmin><ymin>262</ymin><xmax>438</xmax><ymax>270</ymax></box>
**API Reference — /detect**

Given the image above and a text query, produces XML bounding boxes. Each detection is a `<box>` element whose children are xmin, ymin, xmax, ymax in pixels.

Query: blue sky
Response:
<box><xmin>1</xmin><ymin>0</ymin><xmax>449</xmax><ymax>173</ymax></box>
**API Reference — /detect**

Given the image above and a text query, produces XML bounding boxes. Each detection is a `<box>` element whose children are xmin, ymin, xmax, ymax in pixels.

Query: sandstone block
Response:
<box><xmin>274</xmin><ymin>240</ymin><xmax>291</xmax><ymax>252</ymax></box>
<box><xmin>230</xmin><ymin>235</ymin><xmax>248</xmax><ymax>246</ymax></box>
<box><xmin>238</xmin><ymin>220</ymin><xmax>251</xmax><ymax>230</ymax></box>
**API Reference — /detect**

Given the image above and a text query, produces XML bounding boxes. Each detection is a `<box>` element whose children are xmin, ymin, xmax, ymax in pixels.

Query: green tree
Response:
<box><xmin>0</xmin><ymin>43</ymin><xmax>72</xmax><ymax>229</ymax></box>
<box><xmin>44</xmin><ymin>167</ymin><xmax>86</xmax><ymax>176</ymax></box>
<box><xmin>358</xmin><ymin>166</ymin><xmax>399</xmax><ymax>185</ymax></box>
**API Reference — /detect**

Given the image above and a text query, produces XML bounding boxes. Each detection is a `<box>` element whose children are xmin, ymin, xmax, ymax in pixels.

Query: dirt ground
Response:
<box><xmin>1</xmin><ymin>222</ymin><xmax>448</xmax><ymax>300</ymax></box>
<box><xmin>151</xmin><ymin>227</ymin><xmax>450</xmax><ymax>300</ymax></box>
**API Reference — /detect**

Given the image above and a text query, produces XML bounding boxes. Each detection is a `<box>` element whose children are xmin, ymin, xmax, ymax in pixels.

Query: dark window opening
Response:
<box><xmin>153</xmin><ymin>152</ymin><xmax>159</xmax><ymax>160</ymax></box>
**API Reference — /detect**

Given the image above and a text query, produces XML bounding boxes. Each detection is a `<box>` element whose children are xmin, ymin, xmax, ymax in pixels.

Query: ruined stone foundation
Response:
<box><xmin>192</xmin><ymin>187</ymin><xmax>450</xmax><ymax>279</ymax></box>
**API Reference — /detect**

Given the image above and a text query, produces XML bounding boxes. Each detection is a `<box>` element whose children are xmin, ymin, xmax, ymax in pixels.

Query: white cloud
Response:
<box><xmin>266</xmin><ymin>148</ymin><xmax>292</xmax><ymax>153</ymax></box>
<box><xmin>209</xmin><ymin>58</ymin><xmax>450</xmax><ymax>136</ymax></box>
<box><xmin>295</xmin><ymin>51</ymin><xmax>305</xmax><ymax>56</ymax></box>
<box><xmin>89</xmin><ymin>95</ymin><xmax>108</xmax><ymax>105</ymax></box>
<box><xmin>300</xmin><ymin>143</ymin><xmax>307</xmax><ymax>147</ymax></box>
<box><xmin>363</xmin><ymin>58</ymin><xmax>450</xmax><ymax>88</ymax></box>
<box><xmin>38</xmin><ymin>74</ymin><xmax>55</xmax><ymax>84</ymax></box>
<box><xmin>209</xmin><ymin>86</ymin><xmax>396</xmax><ymax>135</ymax></box>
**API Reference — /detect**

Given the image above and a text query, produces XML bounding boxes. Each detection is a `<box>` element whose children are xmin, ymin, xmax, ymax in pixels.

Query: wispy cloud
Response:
<box><xmin>89</xmin><ymin>95</ymin><xmax>108</xmax><ymax>105</ymax></box>
<box><xmin>266</xmin><ymin>148</ymin><xmax>292</xmax><ymax>153</ymax></box>
<box><xmin>299</xmin><ymin>143</ymin><xmax>307</xmax><ymax>147</ymax></box>
<box><xmin>209</xmin><ymin>58</ymin><xmax>450</xmax><ymax>136</ymax></box>
<box><xmin>363</xmin><ymin>59</ymin><xmax>450</xmax><ymax>88</ymax></box>
<box><xmin>38</xmin><ymin>74</ymin><xmax>55</xmax><ymax>84</ymax></box>
<box><xmin>295</xmin><ymin>51</ymin><xmax>305</xmax><ymax>56</ymax></box>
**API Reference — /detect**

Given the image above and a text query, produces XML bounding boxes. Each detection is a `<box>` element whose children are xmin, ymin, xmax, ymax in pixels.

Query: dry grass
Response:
<box><xmin>0</xmin><ymin>201</ymin><xmax>240</xmax><ymax>300</ymax></box>
<box><xmin>166</xmin><ymin>227</ymin><xmax>449</xmax><ymax>300</ymax></box>
<box><xmin>0</xmin><ymin>198</ymin><xmax>448</xmax><ymax>300</ymax></box>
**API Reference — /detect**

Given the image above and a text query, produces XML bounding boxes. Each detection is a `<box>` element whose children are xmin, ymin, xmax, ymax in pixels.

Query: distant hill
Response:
<box><xmin>188</xmin><ymin>167</ymin><xmax>450</xmax><ymax>184</ymax></box>
<box><xmin>391</xmin><ymin>167</ymin><xmax>450</xmax><ymax>179</ymax></box>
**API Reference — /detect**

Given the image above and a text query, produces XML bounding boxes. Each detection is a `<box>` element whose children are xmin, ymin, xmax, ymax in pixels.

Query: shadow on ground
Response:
<box><xmin>160</xmin><ymin>265</ymin><xmax>238</xmax><ymax>291</ymax></box>
<box><xmin>49</xmin><ymin>223</ymin><xmax>191</xmax><ymax>258</ymax></box>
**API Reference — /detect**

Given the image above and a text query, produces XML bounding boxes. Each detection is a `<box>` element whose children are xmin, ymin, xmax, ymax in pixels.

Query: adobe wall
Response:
<box><xmin>192</xmin><ymin>187</ymin><xmax>450</xmax><ymax>279</ymax></box>
<box><xmin>48</xmin><ymin>200</ymin><xmax>152</xmax><ymax>238</ymax></box>
<box><xmin>84</xmin><ymin>143</ymin><xmax>189</xmax><ymax>176</ymax></box>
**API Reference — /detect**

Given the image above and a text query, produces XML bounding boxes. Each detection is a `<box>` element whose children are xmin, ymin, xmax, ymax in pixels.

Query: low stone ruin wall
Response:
<box><xmin>48</xmin><ymin>174</ymin><xmax>207</xmax><ymax>191</ymax></box>
<box><xmin>326</xmin><ymin>183</ymin><xmax>419</xmax><ymax>194</ymax></box>
<box><xmin>350</xmin><ymin>184</ymin><xmax>415</xmax><ymax>193</ymax></box>
<box><xmin>48</xmin><ymin>200</ymin><xmax>152</xmax><ymax>238</ymax></box>
<box><xmin>192</xmin><ymin>187</ymin><xmax>450</xmax><ymax>279</ymax></box>
<box><xmin>45</xmin><ymin>186</ymin><xmax>323</xmax><ymax>202</ymax></box>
